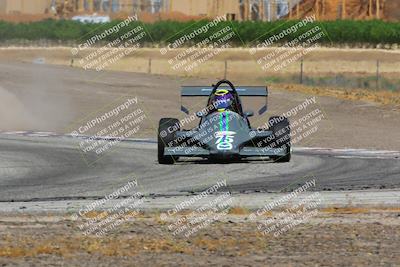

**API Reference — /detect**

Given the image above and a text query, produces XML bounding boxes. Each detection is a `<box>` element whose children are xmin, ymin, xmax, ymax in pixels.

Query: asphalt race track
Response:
<box><xmin>0</xmin><ymin>134</ymin><xmax>399</xmax><ymax>202</ymax></box>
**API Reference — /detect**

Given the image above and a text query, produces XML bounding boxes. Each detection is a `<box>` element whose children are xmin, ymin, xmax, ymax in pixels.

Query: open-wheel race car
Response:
<box><xmin>158</xmin><ymin>79</ymin><xmax>291</xmax><ymax>164</ymax></box>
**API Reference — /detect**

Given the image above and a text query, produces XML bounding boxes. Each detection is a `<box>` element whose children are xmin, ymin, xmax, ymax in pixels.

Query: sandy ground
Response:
<box><xmin>0</xmin><ymin>210</ymin><xmax>399</xmax><ymax>266</ymax></box>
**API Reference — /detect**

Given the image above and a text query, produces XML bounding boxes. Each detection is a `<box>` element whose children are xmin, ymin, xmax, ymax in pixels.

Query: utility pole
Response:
<box><xmin>270</xmin><ymin>0</ymin><xmax>277</xmax><ymax>21</ymax></box>
<box><xmin>21</xmin><ymin>0</ymin><xmax>24</xmax><ymax>14</ymax></box>
<box><xmin>148</xmin><ymin>58</ymin><xmax>152</xmax><ymax>74</ymax></box>
<box><xmin>300</xmin><ymin>59</ymin><xmax>304</xmax><ymax>84</ymax></box>
<box><xmin>224</xmin><ymin>60</ymin><xmax>227</xmax><ymax>79</ymax></box>
<box><xmin>289</xmin><ymin>0</ymin><xmax>292</xmax><ymax>19</ymax></box>
<box><xmin>315</xmin><ymin>0</ymin><xmax>319</xmax><ymax>20</ymax></box>
<box><xmin>368</xmin><ymin>0</ymin><xmax>372</xmax><ymax>18</ymax></box>
<box><xmin>376</xmin><ymin>0</ymin><xmax>380</xmax><ymax>19</ymax></box>
<box><xmin>88</xmin><ymin>0</ymin><xmax>94</xmax><ymax>12</ymax></box>
<box><xmin>78</xmin><ymin>0</ymin><xmax>84</xmax><ymax>12</ymax></box>
<box><xmin>244</xmin><ymin>0</ymin><xmax>249</xmax><ymax>21</ymax></box>
<box><xmin>260</xmin><ymin>0</ymin><xmax>264</xmax><ymax>21</ymax></box>
<box><xmin>342</xmin><ymin>0</ymin><xmax>346</xmax><ymax>19</ymax></box>
<box><xmin>376</xmin><ymin>60</ymin><xmax>380</xmax><ymax>89</ymax></box>
<box><xmin>214</xmin><ymin>0</ymin><xmax>217</xmax><ymax>17</ymax></box>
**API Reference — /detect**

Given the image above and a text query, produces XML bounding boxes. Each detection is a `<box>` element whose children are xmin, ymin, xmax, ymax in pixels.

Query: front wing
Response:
<box><xmin>164</xmin><ymin>146</ymin><xmax>287</xmax><ymax>158</ymax></box>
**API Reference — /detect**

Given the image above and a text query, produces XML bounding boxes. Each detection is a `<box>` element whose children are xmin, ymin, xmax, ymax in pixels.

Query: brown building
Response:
<box><xmin>1</xmin><ymin>0</ymin><xmax>397</xmax><ymax>22</ymax></box>
<box><xmin>0</xmin><ymin>0</ymin><xmax>241</xmax><ymax>18</ymax></box>
<box><xmin>0</xmin><ymin>0</ymin><xmax>52</xmax><ymax>14</ymax></box>
<box><xmin>164</xmin><ymin>0</ymin><xmax>239</xmax><ymax>19</ymax></box>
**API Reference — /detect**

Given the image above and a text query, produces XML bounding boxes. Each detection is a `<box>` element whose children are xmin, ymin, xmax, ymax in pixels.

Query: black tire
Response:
<box><xmin>268</xmin><ymin>116</ymin><xmax>291</xmax><ymax>163</ymax></box>
<box><xmin>158</xmin><ymin>118</ymin><xmax>180</xmax><ymax>164</ymax></box>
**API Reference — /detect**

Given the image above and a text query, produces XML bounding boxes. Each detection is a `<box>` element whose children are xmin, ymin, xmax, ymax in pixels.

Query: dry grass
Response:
<box><xmin>228</xmin><ymin>206</ymin><xmax>250</xmax><ymax>215</ymax></box>
<box><xmin>0</xmin><ymin>235</ymin><xmax>193</xmax><ymax>258</ymax></box>
<box><xmin>321</xmin><ymin>206</ymin><xmax>400</xmax><ymax>214</ymax></box>
<box><xmin>278</xmin><ymin>83</ymin><xmax>400</xmax><ymax>106</ymax></box>
<box><xmin>0</xmin><ymin>208</ymin><xmax>399</xmax><ymax>260</ymax></box>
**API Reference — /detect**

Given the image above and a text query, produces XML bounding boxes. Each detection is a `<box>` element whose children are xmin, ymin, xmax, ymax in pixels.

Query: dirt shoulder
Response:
<box><xmin>0</xmin><ymin>210</ymin><xmax>399</xmax><ymax>266</ymax></box>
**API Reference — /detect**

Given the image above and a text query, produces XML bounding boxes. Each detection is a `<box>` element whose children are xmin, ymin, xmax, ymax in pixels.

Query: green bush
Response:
<box><xmin>0</xmin><ymin>19</ymin><xmax>399</xmax><ymax>45</ymax></box>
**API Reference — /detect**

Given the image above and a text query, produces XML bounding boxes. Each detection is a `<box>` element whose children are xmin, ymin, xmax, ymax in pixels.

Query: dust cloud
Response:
<box><xmin>0</xmin><ymin>63</ymin><xmax>76</xmax><ymax>132</ymax></box>
<box><xmin>0</xmin><ymin>86</ymin><xmax>40</xmax><ymax>131</ymax></box>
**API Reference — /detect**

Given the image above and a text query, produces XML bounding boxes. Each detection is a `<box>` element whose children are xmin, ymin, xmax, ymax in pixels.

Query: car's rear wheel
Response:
<box><xmin>158</xmin><ymin>118</ymin><xmax>180</xmax><ymax>164</ymax></box>
<box><xmin>268</xmin><ymin>116</ymin><xmax>291</xmax><ymax>163</ymax></box>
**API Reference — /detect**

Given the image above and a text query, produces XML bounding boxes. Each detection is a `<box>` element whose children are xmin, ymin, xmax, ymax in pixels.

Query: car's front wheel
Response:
<box><xmin>268</xmin><ymin>116</ymin><xmax>291</xmax><ymax>163</ymax></box>
<box><xmin>158</xmin><ymin>118</ymin><xmax>180</xmax><ymax>164</ymax></box>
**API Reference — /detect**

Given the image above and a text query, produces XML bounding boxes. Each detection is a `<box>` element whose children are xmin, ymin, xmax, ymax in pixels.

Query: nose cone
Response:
<box><xmin>198</xmin><ymin>111</ymin><xmax>249</xmax><ymax>158</ymax></box>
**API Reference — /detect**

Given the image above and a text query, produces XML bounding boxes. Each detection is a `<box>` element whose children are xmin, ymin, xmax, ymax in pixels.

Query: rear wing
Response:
<box><xmin>181</xmin><ymin>86</ymin><xmax>268</xmax><ymax>96</ymax></box>
<box><xmin>181</xmin><ymin>86</ymin><xmax>268</xmax><ymax>115</ymax></box>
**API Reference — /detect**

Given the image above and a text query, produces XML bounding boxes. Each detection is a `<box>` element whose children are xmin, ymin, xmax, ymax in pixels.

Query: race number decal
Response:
<box><xmin>215</xmin><ymin>131</ymin><xmax>236</xmax><ymax>150</ymax></box>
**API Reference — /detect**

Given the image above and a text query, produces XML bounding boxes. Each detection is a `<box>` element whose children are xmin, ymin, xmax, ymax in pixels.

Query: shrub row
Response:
<box><xmin>0</xmin><ymin>19</ymin><xmax>399</xmax><ymax>45</ymax></box>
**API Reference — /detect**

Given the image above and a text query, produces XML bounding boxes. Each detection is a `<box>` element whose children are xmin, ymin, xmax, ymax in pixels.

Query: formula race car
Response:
<box><xmin>158</xmin><ymin>79</ymin><xmax>291</xmax><ymax>164</ymax></box>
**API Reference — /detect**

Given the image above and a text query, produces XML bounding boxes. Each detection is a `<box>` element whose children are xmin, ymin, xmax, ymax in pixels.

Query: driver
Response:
<box><xmin>209</xmin><ymin>89</ymin><xmax>236</xmax><ymax>113</ymax></box>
